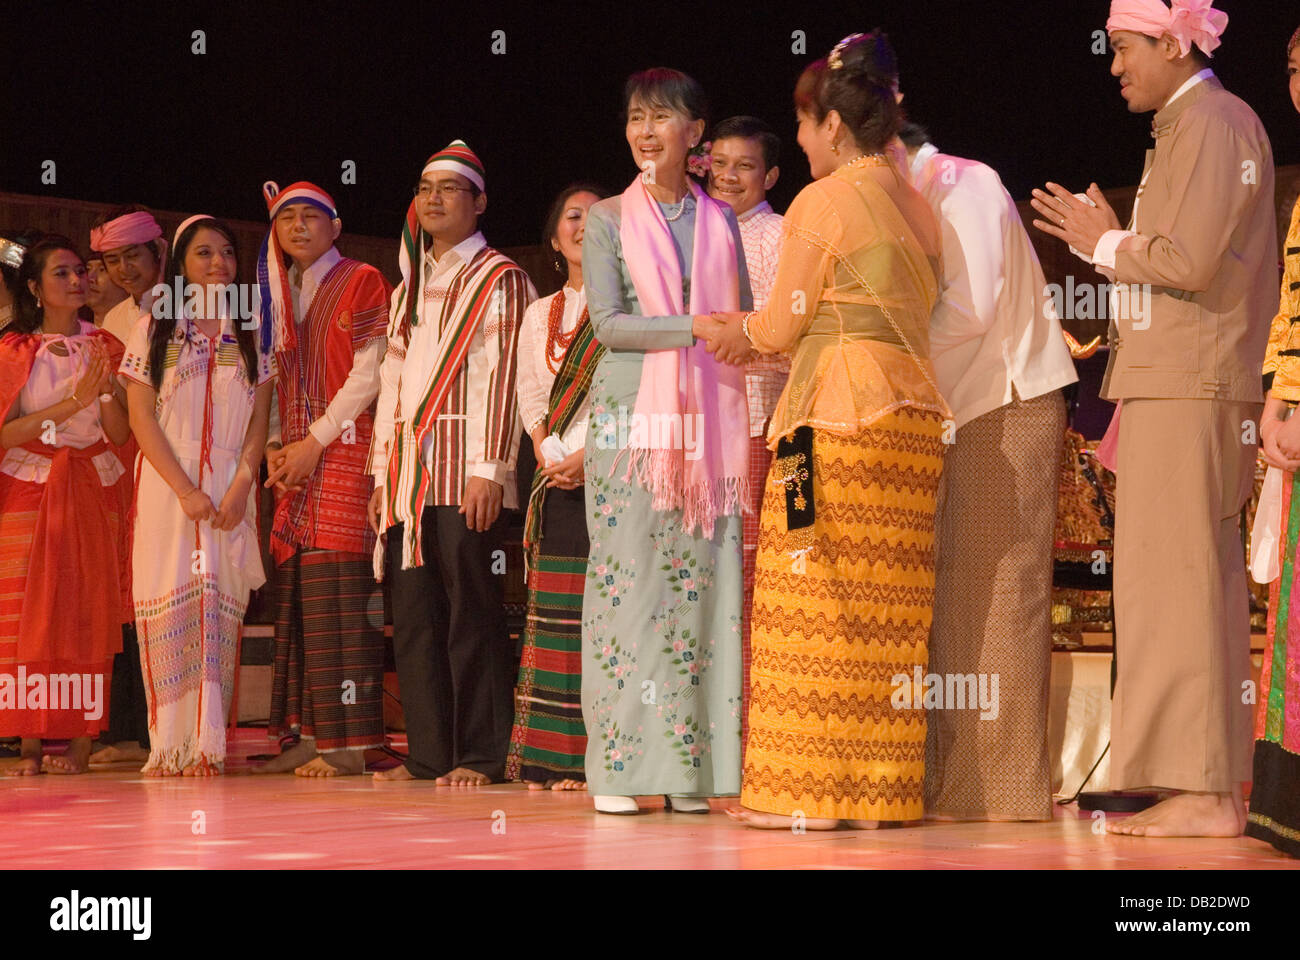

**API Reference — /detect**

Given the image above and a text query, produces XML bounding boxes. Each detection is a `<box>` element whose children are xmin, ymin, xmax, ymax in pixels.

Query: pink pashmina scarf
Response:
<box><xmin>617</xmin><ymin>176</ymin><xmax>749</xmax><ymax>537</ymax></box>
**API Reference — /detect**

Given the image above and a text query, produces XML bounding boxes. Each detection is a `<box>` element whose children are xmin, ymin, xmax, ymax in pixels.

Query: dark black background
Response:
<box><xmin>3</xmin><ymin>0</ymin><xmax>1299</xmax><ymax>245</ymax></box>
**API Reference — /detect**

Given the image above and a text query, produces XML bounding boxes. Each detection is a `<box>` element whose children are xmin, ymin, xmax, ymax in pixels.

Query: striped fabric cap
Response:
<box><xmin>257</xmin><ymin>178</ymin><xmax>339</xmax><ymax>355</ymax></box>
<box><xmin>263</xmin><ymin>180</ymin><xmax>338</xmax><ymax>220</ymax></box>
<box><xmin>421</xmin><ymin>140</ymin><xmax>485</xmax><ymax>192</ymax></box>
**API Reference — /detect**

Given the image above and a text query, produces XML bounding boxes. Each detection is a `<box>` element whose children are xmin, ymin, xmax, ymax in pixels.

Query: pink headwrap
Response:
<box><xmin>1107</xmin><ymin>0</ymin><xmax>1228</xmax><ymax>59</ymax></box>
<box><xmin>88</xmin><ymin>210</ymin><xmax>163</xmax><ymax>253</ymax></box>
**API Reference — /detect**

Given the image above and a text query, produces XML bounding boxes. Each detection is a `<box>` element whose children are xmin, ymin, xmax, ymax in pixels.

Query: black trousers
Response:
<box><xmin>107</xmin><ymin>624</ymin><xmax>150</xmax><ymax>747</ymax></box>
<box><xmin>387</xmin><ymin>506</ymin><xmax>513</xmax><ymax>779</ymax></box>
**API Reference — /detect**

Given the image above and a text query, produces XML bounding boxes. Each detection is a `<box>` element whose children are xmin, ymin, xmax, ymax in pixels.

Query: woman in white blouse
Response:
<box><xmin>505</xmin><ymin>183</ymin><xmax>607</xmax><ymax>791</ymax></box>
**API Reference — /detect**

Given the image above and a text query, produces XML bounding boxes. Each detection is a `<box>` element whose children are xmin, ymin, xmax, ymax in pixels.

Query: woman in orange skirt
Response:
<box><xmin>710</xmin><ymin>33</ymin><xmax>948</xmax><ymax>828</ymax></box>
<box><xmin>0</xmin><ymin>235</ymin><xmax>133</xmax><ymax>774</ymax></box>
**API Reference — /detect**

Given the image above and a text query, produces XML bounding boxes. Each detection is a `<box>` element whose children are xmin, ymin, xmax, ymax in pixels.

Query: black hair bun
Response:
<box><xmin>831</xmin><ymin>31</ymin><xmax>898</xmax><ymax>91</ymax></box>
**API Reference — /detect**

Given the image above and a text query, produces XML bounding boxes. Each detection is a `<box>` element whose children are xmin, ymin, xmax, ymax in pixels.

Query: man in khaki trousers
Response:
<box><xmin>1031</xmin><ymin>0</ymin><xmax>1276</xmax><ymax>836</ymax></box>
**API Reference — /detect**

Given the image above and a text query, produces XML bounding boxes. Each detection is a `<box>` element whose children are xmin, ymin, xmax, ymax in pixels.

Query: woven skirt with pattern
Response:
<box><xmin>742</xmin><ymin>408</ymin><xmax>944</xmax><ymax>820</ymax></box>
<box><xmin>924</xmin><ymin>390</ymin><xmax>1065</xmax><ymax>820</ymax></box>
<box><xmin>269</xmin><ymin>550</ymin><xmax>385</xmax><ymax>752</ymax></box>
<box><xmin>0</xmin><ymin>472</ymin><xmax>121</xmax><ymax>739</ymax></box>
<box><xmin>1246</xmin><ymin>468</ymin><xmax>1300</xmax><ymax>858</ymax></box>
<box><xmin>741</xmin><ymin>433</ymin><xmax>774</xmax><ymax>763</ymax></box>
<box><xmin>507</xmin><ymin>486</ymin><xmax>589</xmax><ymax>782</ymax></box>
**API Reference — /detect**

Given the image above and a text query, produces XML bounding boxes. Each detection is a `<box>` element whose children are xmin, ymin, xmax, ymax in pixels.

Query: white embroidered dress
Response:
<box><xmin>119</xmin><ymin>312</ymin><xmax>274</xmax><ymax>773</ymax></box>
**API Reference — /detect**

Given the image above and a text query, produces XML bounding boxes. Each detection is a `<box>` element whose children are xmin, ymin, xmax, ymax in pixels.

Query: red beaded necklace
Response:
<box><xmin>545</xmin><ymin>287</ymin><xmax>587</xmax><ymax>373</ymax></box>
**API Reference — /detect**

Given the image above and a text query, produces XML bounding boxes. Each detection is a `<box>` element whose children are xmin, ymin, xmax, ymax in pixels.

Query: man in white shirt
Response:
<box><xmin>706</xmin><ymin>115</ymin><xmax>787</xmax><ymax>760</ymax></box>
<box><xmin>85</xmin><ymin>205</ymin><xmax>166</xmax><ymax>767</ymax></box>
<box><xmin>85</xmin><ymin>254</ymin><xmax>128</xmax><ymax>329</ymax></box>
<box><xmin>900</xmin><ymin>121</ymin><xmax>1077</xmax><ymax>821</ymax></box>
<box><xmin>367</xmin><ymin>142</ymin><xmax>535</xmax><ymax>785</ymax></box>
<box><xmin>251</xmin><ymin>181</ymin><xmax>392</xmax><ymax>777</ymax></box>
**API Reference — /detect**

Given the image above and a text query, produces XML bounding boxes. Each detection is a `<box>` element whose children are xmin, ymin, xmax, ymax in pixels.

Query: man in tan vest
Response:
<box><xmin>1030</xmin><ymin>0</ymin><xmax>1276</xmax><ymax>837</ymax></box>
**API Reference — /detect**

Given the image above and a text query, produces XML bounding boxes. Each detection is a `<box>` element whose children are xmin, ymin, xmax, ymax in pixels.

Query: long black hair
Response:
<box><xmin>147</xmin><ymin>217</ymin><xmax>257</xmax><ymax>390</ymax></box>
<box><xmin>11</xmin><ymin>234</ymin><xmax>82</xmax><ymax>334</ymax></box>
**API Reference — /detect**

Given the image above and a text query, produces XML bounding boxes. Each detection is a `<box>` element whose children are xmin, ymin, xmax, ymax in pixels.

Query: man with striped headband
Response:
<box><xmin>251</xmin><ymin>181</ymin><xmax>393</xmax><ymax>777</ymax></box>
<box><xmin>1031</xmin><ymin>0</ymin><xmax>1275</xmax><ymax>838</ymax></box>
<box><xmin>368</xmin><ymin>141</ymin><xmax>536</xmax><ymax>784</ymax></box>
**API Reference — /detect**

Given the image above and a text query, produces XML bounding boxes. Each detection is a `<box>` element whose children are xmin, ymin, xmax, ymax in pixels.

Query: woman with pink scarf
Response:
<box><xmin>580</xmin><ymin>67</ymin><xmax>752</xmax><ymax>815</ymax></box>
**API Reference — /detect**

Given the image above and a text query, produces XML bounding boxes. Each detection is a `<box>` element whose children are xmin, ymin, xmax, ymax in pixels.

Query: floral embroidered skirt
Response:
<box><xmin>742</xmin><ymin>408</ymin><xmax>944</xmax><ymax>820</ymax></box>
<box><xmin>580</xmin><ymin>353</ymin><xmax>743</xmax><ymax>797</ymax></box>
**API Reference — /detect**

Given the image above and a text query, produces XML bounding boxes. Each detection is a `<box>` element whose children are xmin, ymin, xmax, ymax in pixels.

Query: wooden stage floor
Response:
<box><xmin>1</xmin><ymin>732</ymin><xmax>1296</xmax><ymax>870</ymax></box>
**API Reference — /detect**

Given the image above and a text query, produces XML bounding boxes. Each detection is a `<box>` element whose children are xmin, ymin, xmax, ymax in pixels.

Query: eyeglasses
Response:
<box><xmin>414</xmin><ymin>182</ymin><xmax>475</xmax><ymax>199</ymax></box>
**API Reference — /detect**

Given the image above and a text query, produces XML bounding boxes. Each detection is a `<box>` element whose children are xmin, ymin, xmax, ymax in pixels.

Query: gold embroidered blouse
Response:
<box><xmin>1264</xmin><ymin>198</ymin><xmax>1300</xmax><ymax>404</ymax></box>
<box><xmin>747</xmin><ymin>160</ymin><xmax>951</xmax><ymax>447</ymax></box>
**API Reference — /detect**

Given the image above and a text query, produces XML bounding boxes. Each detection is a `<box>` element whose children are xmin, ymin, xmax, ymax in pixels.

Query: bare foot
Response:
<box><xmin>1105</xmin><ymin>789</ymin><xmax>1244</xmax><ymax>838</ymax></box>
<box><xmin>252</xmin><ymin>739</ymin><xmax>318</xmax><ymax>774</ymax></box>
<box><xmin>295</xmin><ymin>750</ymin><xmax>364</xmax><ymax>777</ymax></box>
<box><xmin>436</xmin><ymin>766</ymin><xmax>490</xmax><ymax>786</ymax></box>
<box><xmin>44</xmin><ymin>737</ymin><xmax>92</xmax><ymax>775</ymax></box>
<box><xmin>181</xmin><ymin>757</ymin><xmax>221</xmax><ymax>777</ymax></box>
<box><xmin>373</xmin><ymin>763</ymin><xmax>415</xmax><ymax>782</ymax></box>
<box><xmin>550</xmin><ymin>779</ymin><xmax>587</xmax><ymax>791</ymax></box>
<box><xmin>8</xmin><ymin>751</ymin><xmax>42</xmax><ymax>777</ymax></box>
<box><xmin>526</xmin><ymin>779</ymin><xmax>547</xmax><ymax>791</ymax></box>
<box><xmin>89</xmin><ymin>742</ymin><xmax>150</xmax><ymax>764</ymax></box>
<box><xmin>724</xmin><ymin>806</ymin><xmax>841</xmax><ymax>830</ymax></box>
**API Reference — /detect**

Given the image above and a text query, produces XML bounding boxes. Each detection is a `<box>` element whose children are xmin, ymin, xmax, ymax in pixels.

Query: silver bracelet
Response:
<box><xmin>741</xmin><ymin>310</ymin><xmax>757</xmax><ymax>344</ymax></box>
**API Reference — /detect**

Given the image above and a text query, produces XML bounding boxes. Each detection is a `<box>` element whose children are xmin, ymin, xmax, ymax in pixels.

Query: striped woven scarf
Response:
<box><xmin>522</xmin><ymin>307</ymin><xmax>604</xmax><ymax>552</ymax></box>
<box><xmin>383</xmin><ymin>246</ymin><xmax>522</xmax><ymax>569</ymax></box>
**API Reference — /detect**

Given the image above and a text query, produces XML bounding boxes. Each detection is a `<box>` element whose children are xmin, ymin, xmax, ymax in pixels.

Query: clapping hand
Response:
<box><xmin>1029</xmin><ymin>182</ymin><xmax>1120</xmax><ymax>256</ymax></box>
<box><xmin>72</xmin><ymin>341</ymin><xmax>109</xmax><ymax>407</ymax></box>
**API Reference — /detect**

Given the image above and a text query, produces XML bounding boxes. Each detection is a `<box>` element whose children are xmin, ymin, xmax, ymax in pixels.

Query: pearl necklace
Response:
<box><xmin>660</xmin><ymin>190</ymin><xmax>690</xmax><ymax>222</ymax></box>
<box><xmin>843</xmin><ymin>151</ymin><xmax>889</xmax><ymax>170</ymax></box>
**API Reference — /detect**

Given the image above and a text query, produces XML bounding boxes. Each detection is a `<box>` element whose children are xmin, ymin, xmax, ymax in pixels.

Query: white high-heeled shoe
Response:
<box><xmin>592</xmin><ymin>794</ymin><xmax>641</xmax><ymax>815</ymax></box>
<box><xmin>666</xmin><ymin>795</ymin><xmax>711</xmax><ymax>814</ymax></box>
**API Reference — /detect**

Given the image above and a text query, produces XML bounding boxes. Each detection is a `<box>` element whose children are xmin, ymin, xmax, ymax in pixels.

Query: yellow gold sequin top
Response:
<box><xmin>1264</xmin><ymin>198</ymin><xmax>1300</xmax><ymax>404</ymax></box>
<box><xmin>748</xmin><ymin>159</ymin><xmax>952</xmax><ymax>448</ymax></box>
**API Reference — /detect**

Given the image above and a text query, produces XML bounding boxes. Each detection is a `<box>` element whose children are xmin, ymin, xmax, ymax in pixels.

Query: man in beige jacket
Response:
<box><xmin>1031</xmin><ymin>0</ymin><xmax>1275</xmax><ymax>837</ymax></box>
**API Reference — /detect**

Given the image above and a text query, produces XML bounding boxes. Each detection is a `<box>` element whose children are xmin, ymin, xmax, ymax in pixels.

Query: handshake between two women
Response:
<box><xmin>692</xmin><ymin>311</ymin><xmax>756</xmax><ymax>365</ymax></box>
